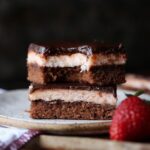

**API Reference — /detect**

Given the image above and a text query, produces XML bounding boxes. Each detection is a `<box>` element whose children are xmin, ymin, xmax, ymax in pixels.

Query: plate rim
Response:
<box><xmin>1</xmin><ymin>88</ymin><xmax>149</xmax><ymax>132</ymax></box>
<box><xmin>0</xmin><ymin>89</ymin><xmax>112</xmax><ymax>132</ymax></box>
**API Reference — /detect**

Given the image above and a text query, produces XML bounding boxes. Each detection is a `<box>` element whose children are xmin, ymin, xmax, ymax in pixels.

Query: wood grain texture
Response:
<box><xmin>23</xmin><ymin>135</ymin><xmax>150</xmax><ymax>150</ymax></box>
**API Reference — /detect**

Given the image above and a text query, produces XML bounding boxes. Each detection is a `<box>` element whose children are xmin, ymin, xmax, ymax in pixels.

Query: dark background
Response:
<box><xmin>0</xmin><ymin>0</ymin><xmax>150</xmax><ymax>89</ymax></box>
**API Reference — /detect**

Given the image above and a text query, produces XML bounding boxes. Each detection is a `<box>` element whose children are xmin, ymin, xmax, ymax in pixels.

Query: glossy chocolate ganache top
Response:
<box><xmin>28</xmin><ymin>41</ymin><xmax>125</xmax><ymax>56</ymax></box>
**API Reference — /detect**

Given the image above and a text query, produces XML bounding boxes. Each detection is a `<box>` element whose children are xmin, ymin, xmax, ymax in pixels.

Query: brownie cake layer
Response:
<box><xmin>30</xmin><ymin>100</ymin><xmax>115</xmax><ymax>120</ymax></box>
<box><xmin>28</xmin><ymin>64</ymin><xmax>125</xmax><ymax>85</ymax></box>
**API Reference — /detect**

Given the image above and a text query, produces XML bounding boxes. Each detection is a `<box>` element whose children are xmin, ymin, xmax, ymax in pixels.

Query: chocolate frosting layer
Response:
<box><xmin>30</xmin><ymin>83</ymin><xmax>116</xmax><ymax>95</ymax></box>
<box><xmin>28</xmin><ymin>41</ymin><xmax>125</xmax><ymax>56</ymax></box>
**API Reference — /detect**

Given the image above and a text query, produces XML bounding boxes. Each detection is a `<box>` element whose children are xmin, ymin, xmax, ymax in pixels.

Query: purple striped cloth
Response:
<box><xmin>0</xmin><ymin>89</ymin><xmax>39</xmax><ymax>150</ymax></box>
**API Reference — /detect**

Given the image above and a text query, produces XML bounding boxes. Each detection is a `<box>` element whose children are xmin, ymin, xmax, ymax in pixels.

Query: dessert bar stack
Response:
<box><xmin>27</xmin><ymin>42</ymin><xmax>127</xmax><ymax>120</ymax></box>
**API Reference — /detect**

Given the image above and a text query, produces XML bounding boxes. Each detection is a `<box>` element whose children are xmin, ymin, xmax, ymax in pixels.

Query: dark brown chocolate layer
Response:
<box><xmin>30</xmin><ymin>83</ymin><xmax>116</xmax><ymax>96</ymax></box>
<box><xmin>28</xmin><ymin>42</ymin><xmax>125</xmax><ymax>56</ymax></box>
<box><xmin>30</xmin><ymin>100</ymin><xmax>115</xmax><ymax>120</ymax></box>
<box><xmin>28</xmin><ymin>64</ymin><xmax>125</xmax><ymax>86</ymax></box>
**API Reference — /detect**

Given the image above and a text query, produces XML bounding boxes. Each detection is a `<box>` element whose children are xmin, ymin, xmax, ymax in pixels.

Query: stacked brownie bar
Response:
<box><xmin>27</xmin><ymin>42</ymin><xmax>127</xmax><ymax>120</ymax></box>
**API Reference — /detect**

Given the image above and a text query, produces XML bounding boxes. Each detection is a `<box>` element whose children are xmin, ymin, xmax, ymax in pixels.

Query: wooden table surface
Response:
<box><xmin>22</xmin><ymin>134</ymin><xmax>150</xmax><ymax>150</ymax></box>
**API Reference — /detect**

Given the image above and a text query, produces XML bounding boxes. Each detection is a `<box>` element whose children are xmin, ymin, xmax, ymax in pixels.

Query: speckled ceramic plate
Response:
<box><xmin>0</xmin><ymin>89</ymin><xmax>149</xmax><ymax>134</ymax></box>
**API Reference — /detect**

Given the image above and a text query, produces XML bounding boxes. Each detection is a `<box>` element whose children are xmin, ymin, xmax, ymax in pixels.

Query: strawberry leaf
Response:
<box><xmin>134</xmin><ymin>90</ymin><xmax>145</xmax><ymax>96</ymax></box>
<box><xmin>125</xmin><ymin>93</ymin><xmax>133</xmax><ymax>97</ymax></box>
<box><xmin>125</xmin><ymin>90</ymin><xmax>145</xmax><ymax>98</ymax></box>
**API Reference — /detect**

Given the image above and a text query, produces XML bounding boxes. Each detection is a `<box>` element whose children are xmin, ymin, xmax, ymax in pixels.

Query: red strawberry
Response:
<box><xmin>110</xmin><ymin>96</ymin><xmax>150</xmax><ymax>142</ymax></box>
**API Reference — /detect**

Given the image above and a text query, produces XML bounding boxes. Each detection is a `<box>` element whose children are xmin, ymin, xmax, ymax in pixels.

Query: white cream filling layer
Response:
<box><xmin>28</xmin><ymin>51</ymin><xmax>126</xmax><ymax>71</ymax></box>
<box><xmin>29</xmin><ymin>88</ymin><xmax>116</xmax><ymax>105</ymax></box>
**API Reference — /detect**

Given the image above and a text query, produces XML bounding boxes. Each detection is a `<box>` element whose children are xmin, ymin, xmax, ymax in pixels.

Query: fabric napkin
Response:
<box><xmin>0</xmin><ymin>89</ymin><xmax>39</xmax><ymax>150</ymax></box>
